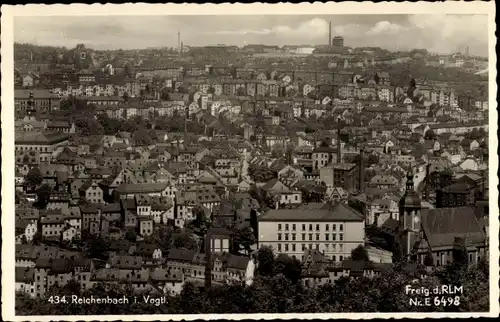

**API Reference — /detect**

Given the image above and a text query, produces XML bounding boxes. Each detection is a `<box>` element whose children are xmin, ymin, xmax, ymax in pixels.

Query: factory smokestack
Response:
<box><xmin>359</xmin><ymin>148</ymin><xmax>365</xmax><ymax>193</ymax></box>
<box><xmin>178</xmin><ymin>31</ymin><xmax>181</xmax><ymax>53</ymax></box>
<box><xmin>336</xmin><ymin>117</ymin><xmax>342</xmax><ymax>163</ymax></box>
<box><xmin>329</xmin><ymin>22</ymin><xmax>332</xmax><ymax>46</ymax></box>
<box><xmin>181</xmin><ymin>42</ymin><xmax>183</xmax><ymax>56</ymax></box>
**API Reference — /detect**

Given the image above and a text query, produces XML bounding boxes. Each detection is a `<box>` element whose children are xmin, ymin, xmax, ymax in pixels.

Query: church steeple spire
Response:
<box><xmin>405</xmin><ymin>167</ymin><xmax>415</xmax><ymax>192</ymax></box>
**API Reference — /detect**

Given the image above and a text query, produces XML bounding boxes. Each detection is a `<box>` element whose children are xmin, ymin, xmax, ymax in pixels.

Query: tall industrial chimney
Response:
<box><xmin>204</xmin><ymin>221</ymin><xmax>212</xmax><ymax>289</ymax></box>
<box><xmin>336</xmin><ymin>117</ymin><xmax>342</xmax><ymax>163</ymax></box>
<box><xmin>178</xmin><ymin>31</ymin><xmax>181</xmax><ymax>53</ymax></box>
<box><xmin>359</xmin><ymin>149</ymin><xmax>365</xmax><ymax>192</ymax></box>
<box><xmin>329</xmin><ymin>22</ymin><xmax>332</xmax><ymax>46</ymax></box>
<box><xmin>180</xmin><ymin>42</ymin><xmax>184</xmax><ymax>56</ymax></box>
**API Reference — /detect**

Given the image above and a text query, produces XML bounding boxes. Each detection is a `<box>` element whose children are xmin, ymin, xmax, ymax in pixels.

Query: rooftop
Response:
<box><xmin>259</xmin><ymin>202</ymin><xmax>364</xmax><ymax>222</ymax></box>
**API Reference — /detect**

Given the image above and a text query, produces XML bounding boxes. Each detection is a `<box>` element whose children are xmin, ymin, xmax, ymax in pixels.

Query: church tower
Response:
<box><xmin>397</xmin><ymin>168</ymin><xmax>422</xmax><ymax>258</ymax></box>
<box><xmin>25</xmin><ymin>91</ymin><xmax>37</xmax><ymax>120</ymax></box>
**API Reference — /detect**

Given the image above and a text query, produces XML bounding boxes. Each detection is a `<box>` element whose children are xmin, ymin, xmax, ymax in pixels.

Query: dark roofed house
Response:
<box><xmin>115</xmin><ymin>183</ymin><xmax>169</xmax><ymax>198</ymax></box>
<box><xmin>415</xmin><ymin>206</ymin><xmax>487</xmax><ymax>267</ymax></box>
<box><xmin>108</xmin><ymin>255</ymin><xmax>143</xmax><ymax>270</ymax></box>
<box><xmin>167</xmin><ymin>248</ymin><xmax>197</xmax><ymax>265</ymax></box>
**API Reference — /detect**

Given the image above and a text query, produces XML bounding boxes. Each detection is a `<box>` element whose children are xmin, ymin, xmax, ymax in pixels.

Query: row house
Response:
<box><xmin>77</xmin><ymin>69</ymin><xmax>95</xmax><ymax>84</ymax></box>
<box><xmin>114</xmin><ymin>183</ymin><xmax>174</xmax><ymax>200</ymax></box>
<box><xmin>80</xmin><ymin>95</ymin><xmax>124</xmax><ymax>106</ymax></box>
<box><xmin>183</xmin><ymin>65</ymin><xmax>206</xmax><ymax>77</ymax></box>
<box><xmin>15</xmin><ymin>89</ymin><xmax>61</xmax><ymax>118</ymax></box>
<box><xmin>377</xmin><ymin>87</ymin><xmax>395</xmax><ymax>102</ymax></box>
<box><xmin>15</xmin><ymin>131</ymin><xmax>69</xmax><ymax>164</ymax></box>
<box><xmin>430</xmin><ymin>90</ymin><xmax>458</xmax><ymax>107</ymax></box>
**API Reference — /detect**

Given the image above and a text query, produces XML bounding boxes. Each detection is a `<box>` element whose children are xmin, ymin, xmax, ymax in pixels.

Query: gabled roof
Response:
<box><xmin>259</xmin><ymin>202</ymin><xmax>364</xmax><ymax>222</ymax></box>
<box><xmin>420</xmin><ymin>206</ymin><xmax>486</xmax><ymax>249</ymax></box>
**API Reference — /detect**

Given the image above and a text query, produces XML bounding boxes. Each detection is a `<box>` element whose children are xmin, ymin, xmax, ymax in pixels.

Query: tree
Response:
<box><xmin>123</xmin><ymin>91</ymin><xmax>130</xmax><ymax>101</ymax></box>
<box><xmin>367</xmin><ymin>154</ymin><xmax>379</xmax><ymax>166</ymax></box>
<box><xmin>124</xmin><ymin>63</ymin><xmax>134</xmax><ymax>76</ymax></box>
<box><xmin>172</xmin><ymin>232</ymin><xmax>198</xmax><ymax>251</ymax></box>
<box><xmin>35</xmin><ymin>184</ymin><xmax>52</xmax><ymax>209</ymax></box>
<box><xmin>189</xmin><ymin>206</ymin><xmax>208</xmax><ymax>235</ymax></box>
<box><xmin>75</xmin><ymin>116</ymin><xmax>104</xmax><ymax>136</ymax></box>
<box><xmin>125</xmin><ymin>230</ymin><xmax>137</xmax><ymax>242</ymax></box>
<box><xmin>274</xmin><ymin>254</ymin><xmax>302</xmax><ymax>284</ymax></box>
<box><xmin>232</xmin><ymin>225</ymin><xmax>256</xmax><ymax>255</ymax></box>
<box><xmin>256</xmin><ymin>246</ymin><xmax>275</xmax><ymax>277</ymax></box>
<box><xmin>97</xmin><ymin>114</ymin><xmax>122</xmax><ymax>135</ymax></box>
<box><xmin>247</xmin><ymin>164</ymin><xmax>277</xmax><ymax>183</ymax></box>
<box><xmin>304</xmin><ymin>126</ymin><xmax>315</xmax><ymax>134</ymax></box>
<box><xmin>424</xmin><ymin>129</ymin><xmax>437</xmax><ymax>140</ymax></box>
<box><xmin>85</xmin><ymin>238</ymin><xmax>110</xmax><ymax>261</ymax></box>
<box><xmin>25</xmin><ymin>167</ymin><xmax>43</xmax><ymax>191</ymax></box>
<box><xmin>452</xmin><ymin>239</ymin><xmax>469</xmax><ymax>269</ymax></box>
<box><xmin>350</xmin><ymin>245</ymin><xmax>370</xmax><ymax>261</ymax></box>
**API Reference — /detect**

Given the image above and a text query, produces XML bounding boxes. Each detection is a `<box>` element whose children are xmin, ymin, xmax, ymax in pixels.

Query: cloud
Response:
<box><xmin>406</xmin><ymin>14</ymin><xmax>488</xmax><ymax>55</ymax></box>
<box><xmin>13</xmin><ymin>14</ymin><xmax>489</xmax><ymax>55</ymax></box>
<box><xmin>367</xmin><ymin>21</ymin><xmax>407</xmax><ymax>35</ymax></box>
<box><xmin>214</xmin><ymin>17</ymin><xmax>329</xmax><ymax>38</ymax></box>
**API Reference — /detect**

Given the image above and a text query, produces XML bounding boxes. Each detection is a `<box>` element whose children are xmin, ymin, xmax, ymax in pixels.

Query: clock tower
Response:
<box><xmin>398</xmin><ymin>168</ymin><xmax>422</xmax><ymax>258</ymax></box>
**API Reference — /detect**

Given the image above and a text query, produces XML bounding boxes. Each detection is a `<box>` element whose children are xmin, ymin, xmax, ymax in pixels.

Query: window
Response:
<box><xmin>285</xmin><ymin>234</ymin><xmax>289</xmax><ymax>241</ymax></box>
<box><xmin>309</xmin><ymin>224</ymin><xmax>313</xmax><ymax>231</ymax></box>
<box><xmin>292</xmin><ymin>244</ymin><xmax>296</xmax><ymax>252</ymax></box>
<box><xmin>302</xmin><ymin>233</ymin><xmax>306</xmax><ymax>240</ymax></box>
<box><xmin>316</xmin><ymin>224</ymin><xmax>320</xmax><ymax>231</ymax></box>
<box><xmin>339</xmin><ymin>234</ymin><xmax>344</xmax><ymax>241</ymax></box>
<box><xmin>332</xmin><ymin>255</ymin><xmax>336</xmax><ymax>261</ymax></box>
<box><xmin>285</xmin><ymin>224</ymin><xmax>289</xmax><ymax>231</ymax></box>
<box><xmin>325</xmin><ymin>224</ymin><xmax>329</xmax><ymax>231</ymax></box>
<box><xmin>325</xmin><ymin>234</ymin><xmax>329</xmax><ymax>241</ymax></box>
<box><xmin>302</xmin><ymin>224</ymin><xmax>306</xmax><ymax>231</ymax></box>
<box><xmin>316</xmin><ymin>244</ymin><xmax>320</xmax><ymax>250</ymax></box>
<box><xmin>278</xmin><ymin>224</ymin><xmax>282</xmax><ymax>231</ymax></box>
<box><xmin>277</xmin><ymin>244</ymin><xmax>282</xmax><ymax>251</ymax></box>
<box><xmin>332</xmin><ymin>234</ymin><xmax>337</xmax><ymax>241</ymax></box>
<box><xmin>316</xmin><ymin>233</ymin><xmax>320</xmax><ymax>241</ymax></box>
<box><xmin>339</xmin><ymin>224</ymin><xmax>344</xmax><ymax>231</ymax></box>
<box><xmin>292</xmin><ymin>233</ymin><xmax>296</xmax><ymax>241</ymax></box>
<box><xmin>292</xmin><ymin>224</ymin><xmax>296</xmax><ymax>231</ymax></box>
<box><xmin>285</xmin><ymin>244</ymin><xmax>289</xmax><ymax>252</ymax></box>
<box><xmin>308</xmin><ymin>233</ymin><xmax>313</xmax><ymax>241</ymax></box>
<box><xmin>309</xmin><ymin>244</ymin><xmax>313</xmax><ymax>249</ymax></box>
<box><xmin>295</xmin><ymin>195</ymin><xmax>298</xmax><ymax>201</ymax></box>
<box><xmin>302</xmin><ymin>244</ymin><xmax>306</xmax><ymax>251</ymax></box>
<box><xmin>278</xmin><ymin>233</ymin><xmax>282</xmax><ymax>241</ymax></box>
<box><xmin>339</xmin><ymin>255</ymin><xmax>343</xmax><ymax>261</ymax></box>
<box><xmin>333</xmin><ymin>224</ymin><xmax>337</xmax><ymax>231</ymax></box>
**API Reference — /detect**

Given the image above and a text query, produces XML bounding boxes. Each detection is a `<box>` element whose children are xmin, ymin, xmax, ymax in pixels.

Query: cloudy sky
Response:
<box><xmin>14</xmin><ymin>14</ymin><xmax>489</xmax><ymax>56</ymax></box>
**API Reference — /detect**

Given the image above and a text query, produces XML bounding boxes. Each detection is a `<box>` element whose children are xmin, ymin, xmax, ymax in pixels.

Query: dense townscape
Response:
<box><xmin>13</xmin><ymin>39</ymin><xmax>490</xmax><ymax>314</ymax></box>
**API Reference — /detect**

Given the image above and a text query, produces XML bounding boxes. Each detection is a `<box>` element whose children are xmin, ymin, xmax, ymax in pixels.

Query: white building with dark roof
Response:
<box><xmin>258</xmin><ymin>202</ymin><xmax>365</xmax><ymax>262</ymax></box>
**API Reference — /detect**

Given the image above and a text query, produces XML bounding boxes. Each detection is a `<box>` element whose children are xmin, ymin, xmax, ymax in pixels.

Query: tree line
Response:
<box><xmin>16</xmin><ymin>245</ymin><xmax>489</xmax><ymax>315</ymax></box>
